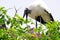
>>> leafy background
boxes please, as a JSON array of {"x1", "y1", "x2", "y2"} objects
[{"x1": 0, "y1": 7, "x2": 60, "y2": 40}]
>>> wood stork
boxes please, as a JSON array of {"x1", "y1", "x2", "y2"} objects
[{"x1": 23, "y1": 0, "x2": 54, "y2": 28}]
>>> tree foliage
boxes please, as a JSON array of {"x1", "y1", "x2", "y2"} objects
[{"x1": 0, "y1": 6, "x2": 60, "y2": 40}]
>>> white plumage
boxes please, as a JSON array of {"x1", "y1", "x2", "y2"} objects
[
  {"x1": 27, "y1": 0, "x2": 49, "y2": 10},
  {"x1": 23, "y1": 0, "x2": 54, "y2": 28},
  {"x1": 28, "y1": 5, "x2": 51, "y2": 22}
]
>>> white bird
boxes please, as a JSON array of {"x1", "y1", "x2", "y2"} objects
[{"x1": 23, "y1": 0, "x2": 54, "y2": 28}]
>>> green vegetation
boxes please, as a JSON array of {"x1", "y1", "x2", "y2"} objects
[{"x1": 0, "y1": 7, "x2": 60, "y2": 40}]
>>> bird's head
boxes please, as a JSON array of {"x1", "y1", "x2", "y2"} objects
[{"x1": 23, "y1": 8, "x2": 31, "y2": 18}]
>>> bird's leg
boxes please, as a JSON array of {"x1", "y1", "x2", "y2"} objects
[
  {"x1": 40, "y1": 16, "x2": 41, "y2": 23},
  {"x1": 36, "y1": 20, "x2": 37, "y2": 28},
  {"x1": 35, "y1": 17, "x2": 37, "y2": 28},
  {"x1": 35, "y1": 16, "x2": 41, "y2": 28}
]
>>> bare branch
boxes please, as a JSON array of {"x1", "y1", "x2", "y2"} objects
[
  {"x1": 7, "y1": 8, "x2": 13, "y2": 11},
  {"x1": 14, "y1": 6, "x2": 21, "y2": 17}
]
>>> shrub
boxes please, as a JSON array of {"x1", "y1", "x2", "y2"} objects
[{"x1": 0, "y1": 6, "x2": 60, "y2": 40}]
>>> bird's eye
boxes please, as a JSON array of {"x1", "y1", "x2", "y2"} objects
[{"x1": 28, "y1": 10, "x2": 31, "y2": 13}]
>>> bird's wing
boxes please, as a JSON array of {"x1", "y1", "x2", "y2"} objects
[{"x1": 44, "y1": 9, "x2": 54, "y2": 21}]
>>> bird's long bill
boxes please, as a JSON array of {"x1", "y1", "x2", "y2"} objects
[
  {"x1": 26, "y1": 14, "x2": 28, "y2": 23},
  {"x1": 23, "y1": 12, "x2": 28, "y2": 23},
  {"x1": 23, "y1": 13, "x2": 26, "y2": 18}
]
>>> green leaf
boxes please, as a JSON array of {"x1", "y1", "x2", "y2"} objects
[
  {"x1": 0, "y1": 7, "x2": 5, "y2": 11},
  {"x1": 2, "y1": 10, "x2": 7, "y2": 15}
]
